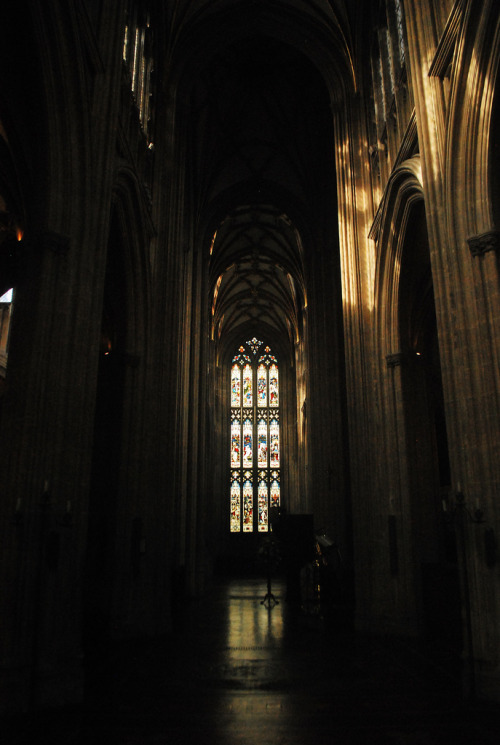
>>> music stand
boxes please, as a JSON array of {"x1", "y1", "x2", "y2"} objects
[{"x1": 260, "y1": 539, "x2": 279, "y2": 607}]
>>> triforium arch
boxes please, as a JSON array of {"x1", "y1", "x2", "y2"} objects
[
  {"x1": 86, "y1": 172, "x2": 156, "y2": 645},
  {"x1": 373, "y1": 156, "x2": 424, "y2": 357}
]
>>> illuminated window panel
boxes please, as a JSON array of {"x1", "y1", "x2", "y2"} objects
[
  {"x1": 258, "y1": 477, "x2": 268, "y2": 532},
  {"x1": 258, "y1": 418, "x2": 267, "y2": 466},
  {"x1": 247, "y1": 337, "x2": 263, "y2": 355},
  {"x1": 229, "y1": 339, "x2": 280, "y2": 534},
  {"x1": 257, "y1": 364, "x2": 267, "y2": 407},
  {"x1": 230, "y1": 475, "x2": 241, "y2": 532},
  {"x1": 395, "y1": 0, "x2": 405, "y2": 65},
  {"x1": 243, "y1": 417, "x2": 253, "y2": 468},
  {"x1": 242, "y1": 474, "x2": 253, "y2": 532},
  {"x1": 270, "y1": 477, "x2": 280, "y2": 511},
  {"x1": 231, "y1": 416, "x2": 241, "y2": 467},
  {"x1": 270, "y1": 418, "x2": 280, "y2": 467},
  {"x1": 231, "y1": 364, "x2": 241, "y2": 407},
  {"x1": 243, "y1": 364, "x2": 253, "y2": 407},
  {"x1": 122, "y1": 11, "x2": 153, "y2": 135},
  {"x1": 269, "y1": 364, "x2": 279, "y2": 407}
]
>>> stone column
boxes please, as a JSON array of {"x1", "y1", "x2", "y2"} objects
[{"x1": 403, "y1": 0, "x2": 500, "y2": 698}]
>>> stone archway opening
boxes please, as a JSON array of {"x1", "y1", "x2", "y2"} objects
[{"x1": 398, "y1": 200, "x2": 461, "y2": 658}]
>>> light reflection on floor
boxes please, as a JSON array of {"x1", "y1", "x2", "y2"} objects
[
  {"x1": 10, "y1": 576, "x2": 500, "y2": 744},
  {"x1": 213, "y1": 578, "x2": 299, "y2": 745},
  {"x1": 224, "y1": 578, "x2": 285, "y2": 652}
]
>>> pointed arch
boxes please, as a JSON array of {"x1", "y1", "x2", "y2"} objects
[{"x1": 372, "y1": 155, "x2": 424, "y2": 356}]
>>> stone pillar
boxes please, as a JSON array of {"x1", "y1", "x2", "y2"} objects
[
  {"x1": 0, "y1": 230, "x2": 92, "y2": 711},
  {"x1": 403, "y1": 0, "x2": 500, "y2": 698},
  {"x1": 0, "y1": 0, "x2": 129, "y2": 713}
]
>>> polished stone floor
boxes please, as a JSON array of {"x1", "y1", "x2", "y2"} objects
[{"x1": 6, "y1": 576, "x2": 500, "y2": 744}]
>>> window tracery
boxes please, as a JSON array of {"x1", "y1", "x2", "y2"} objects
[
  {"x1": 230, "y1": 339, "x2": 280, "y2": 533},
  {"x1": 367, "y1": 0, "x2": 410, "y2": 184}
]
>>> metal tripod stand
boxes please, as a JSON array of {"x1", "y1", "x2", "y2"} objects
[{"x1": 261, "y1": 540, "x2": 279, "y2": 607}]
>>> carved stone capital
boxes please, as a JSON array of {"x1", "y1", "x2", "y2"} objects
[
  {"x1": 467, "y1": 230, "x2": 500, "y2": 258},
  {"x1": 386, "y1": 352, "x2": 406, "y2": 369}
]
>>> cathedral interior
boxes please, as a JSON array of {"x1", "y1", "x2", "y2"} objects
[{"x1": 1, "y1": 1, "x2": 500, "y2": 742}]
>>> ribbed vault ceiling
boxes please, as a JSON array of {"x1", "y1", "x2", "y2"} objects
[{"x1": 209, "y1": 205, "x2": 305, "y2": 350}]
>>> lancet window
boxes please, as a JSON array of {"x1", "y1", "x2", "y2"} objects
[{"x1": 122, "y1": 3, "x2": 154, "y2": 136}]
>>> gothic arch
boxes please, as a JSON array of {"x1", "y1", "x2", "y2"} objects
[
  {"x1": 85, "y1": 172, "x2": 154, "y2": 647},
  {"x1": 373, "y1": 155, "x2": 423, "y2": 357},
  {"x1": 370, "y1": 155, "x2": 457, "y2": 640}
]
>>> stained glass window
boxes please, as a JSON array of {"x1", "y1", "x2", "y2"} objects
[
  {"x1": 257, "y1": 365, "x2": 267, "y2": 407},
  {"x1": 242, "y1": 474, "x2": 253, "y2": 532},
  {"x1": 270, "y1": 474, "x2": 280, "y2": 511},
  {"x1": 247, "y1": 337, "x2": 263, "y2": 355},
  {"x1": 269, "y1": 363, "x2": 279, "y2": 407},
  {"x1": 229, "y1": 340, "x2": 280, "y2": 532},
  {"x1": 258, "y1": 417, "x2": 267, "y2": 466},
  {"x1": 270, "y1": 417, "x2": 280, "y2": 468},
  {"x1": 122, "y1": 4, "x2": 153, "y2": 137},
  {"x1": 231, "y1": 413, "x2": 241, "y2": 467},
  {"x1": 258, "y1": 474, "x2": 268, "y2": 532},
  {"x1": 231, "y1": 364, "x2": 241, "y2": 407},
  {"x1": 230, "y1": 472, "x2": 241, "y2": 532},
  {"x1": 394, "y1": 0, "x2": 405, "y2": 66},
  {"x1": 243, "y1": 417, "x2": 253, "y2": 468},
  {"x1": 243, "y1": 364, "x2": 253, "y2": 407}
]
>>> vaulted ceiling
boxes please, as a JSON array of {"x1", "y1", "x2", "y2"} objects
[
  {"x1": 209, "y1": 205, "x2": 305, "y2": 352},
  {"x1": 164, "y1": 0, "x2": 355, "y2": 360}
]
